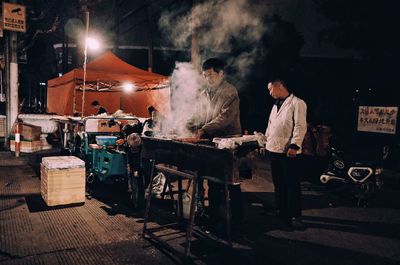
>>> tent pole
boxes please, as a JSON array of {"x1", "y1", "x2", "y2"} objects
[
  {"x1": 81, "y1": 10, "x2": 89, "y2": 117},
  {"x1": 146, "y1": 1, "x2": 154, "y2": 72},
  {"x1": 73, "y1": 81, "x2": 76, "y2": 114}
]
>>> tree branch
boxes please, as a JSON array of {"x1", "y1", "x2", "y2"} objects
[{"x1": 21, "y1": 16, "x2": 61, "y2": 53}]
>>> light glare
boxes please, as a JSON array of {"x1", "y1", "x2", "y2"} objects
[
  {"x1": 86, "y1": 37, "x2": 100, "y2": 50},
  {"x1": 123, "y1": 83, "x2": 135, "y2": 92}
]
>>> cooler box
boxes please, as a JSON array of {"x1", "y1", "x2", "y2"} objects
[
  {"x1": 85, "y1": 118, "x2": 120, "y2": 133},
  {"x1": 95, "y1": 135, "x2": 117, "y2": 146},
  {"x1": 41, "y1": 156, "x2": 86, "y2": 206}
]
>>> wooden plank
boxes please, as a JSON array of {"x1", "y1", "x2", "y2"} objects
[
  {"x1": 0, "y1": 117, "x2": 5, "y2": 137},
  {"x1": 10, "y1": 140, "x2": 42, "y2": 153},
  {"x1": 42, "y1": 193, "x2": 85, "y2": 206}
]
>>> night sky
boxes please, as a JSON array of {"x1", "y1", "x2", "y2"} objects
[{"x1": 1, "y1": 0, "x2": 399, "y2": 148}]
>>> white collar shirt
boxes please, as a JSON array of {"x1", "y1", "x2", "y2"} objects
[{"x1": 265, "y1": 94, "x2": 307, "y2": 154}]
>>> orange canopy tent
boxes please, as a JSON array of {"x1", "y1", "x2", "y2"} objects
[{"x1": 47, "y1": 51, "x2": 170, "y2": 117}]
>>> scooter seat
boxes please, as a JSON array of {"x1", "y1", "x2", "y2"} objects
[{"x1": 89, "y1": 144, "x2": 102, "y2": 150}]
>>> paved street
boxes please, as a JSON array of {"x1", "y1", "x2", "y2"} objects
[
  {"x1": 1, "y1": 151, "x2": 400, "y2": 265},
  {"x1": 0, "y1": 1, "x2": 398, "y2": 264}
]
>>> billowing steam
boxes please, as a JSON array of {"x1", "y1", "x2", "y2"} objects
[
  {"x1": 157, "y1": 63, "x2": 207, "y2": 137},
  {"x1": 157, "y1": 0, "x2": 269, "y2": 137},
  {"x1": 192, "y1": 0, "x2": 266, "y2": 54},
  {"x1": 159, "y1": 0, "x2": 269, "y2": 78}
]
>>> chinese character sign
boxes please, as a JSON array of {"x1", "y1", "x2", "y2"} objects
[
  {"x1": 2, "y1": 2, "x2": 26, "y2": 33},
  {"x1": 358, "y1": 106, "x2": 398, "y2": 134}
]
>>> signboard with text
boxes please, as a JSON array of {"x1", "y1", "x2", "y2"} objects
[
  {"x1": 2, "y1": 2, "x2": 26, "y2": 32},
  {"x1": 358, "y1": 106, "x2": 398, "y2": 134}
]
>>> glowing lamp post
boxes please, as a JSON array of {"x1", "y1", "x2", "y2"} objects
[{"x1": 80, "y1": 10, "x2": 101, "y2": 117}]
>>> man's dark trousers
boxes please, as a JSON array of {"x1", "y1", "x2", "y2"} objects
[{"x1": 269, "y1": 152, "x2": 302, "y2": 218}]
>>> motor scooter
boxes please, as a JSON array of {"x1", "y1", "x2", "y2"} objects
[{"x1": 320, "y1": 145, "x2": 384, "y2": 206}]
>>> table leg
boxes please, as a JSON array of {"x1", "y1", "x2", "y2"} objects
[
  {"x1": 143, "y1": 159, "x2": 156, "y2": 236},
  {"x1": 224, "y1": 183, "x2": 232, "y2": 247},
  {"x1": 184, "y1": 172, "x2": 198, "y2": 259},
  {"x1": 177, "y1": 176, "x2": 184, "y2": 221}
]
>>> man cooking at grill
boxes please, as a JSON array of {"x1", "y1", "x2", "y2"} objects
[
  {"x1": 188, "y1": 57, "x2": 243, "y2": 234},
  {"x1": 191, "y1": 58, "x2": 241, "y2": 139}
]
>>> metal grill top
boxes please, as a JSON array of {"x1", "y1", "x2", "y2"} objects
[{"x1": 140, "y1": 136, "x2": 257, "y2": 184}]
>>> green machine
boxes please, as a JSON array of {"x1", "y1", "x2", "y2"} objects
[
  {"x1": 84, "y1": 134, "x2": 127, "y2": 183},
  {"x1": 77, "y1": 116, "x2": 142, "y2": 183},
  {"x1": 65, "y1": 116, "x2": 151, "y2": 209}
]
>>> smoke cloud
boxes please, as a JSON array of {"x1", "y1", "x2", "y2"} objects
[
  {"x1": 157, "y1": 0, "x2": 270, "y2": 137},
  {"x1": 157, "y1": 62, "x2": 207, "y2": 137},
  {"x1": 159, "y1": 0, "x2": 269, "y2": 78}
]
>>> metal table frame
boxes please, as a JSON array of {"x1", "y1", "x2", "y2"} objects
[
  {"x1": 142, "y1": 161, "x2": 233, "y2": 261},
  {"x1": 140, "y1": 137, "x2": 257, "y2": 260}
]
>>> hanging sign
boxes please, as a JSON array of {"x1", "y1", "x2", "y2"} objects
[
  {"x1": 2, "y1": 2, "x2": 26, "y2": 32},
  {"x1": 357, "y1": 106, "x2": 398, "y2": 134}
]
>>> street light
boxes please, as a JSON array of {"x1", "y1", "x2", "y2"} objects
[{"x1": 86, "y1": 37, "x2": 100, "y2": 51}]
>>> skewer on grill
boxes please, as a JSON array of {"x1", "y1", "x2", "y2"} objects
[{"x1": 174, "y1": 137, "x2": 210, "y2": 143}]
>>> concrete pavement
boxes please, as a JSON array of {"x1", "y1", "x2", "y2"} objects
[{"x1": 0, "y1": 151, "x2": 399, "y2": 264}]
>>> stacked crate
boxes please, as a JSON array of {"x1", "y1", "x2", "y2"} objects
[
  {"x1": 41, "y1": 156, "x2": 86, "y2": 206},
  {"x1": 0, "y1": 115, "x2": 5, "y2": 137},
  {"x1": 10, "y1": 123, "x2": 42, "y2": 152},
  {"x1": 10, "y1": 140, "x2": 42, "y2": 153}
]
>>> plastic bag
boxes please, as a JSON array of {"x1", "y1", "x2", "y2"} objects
[{"x1": 145, "y1": 172, "x2": 168, "y2": 199}]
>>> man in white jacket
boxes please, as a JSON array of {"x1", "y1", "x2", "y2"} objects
[{"x1": 264, "y1": 77, "x2": 307, "y2": 230}]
